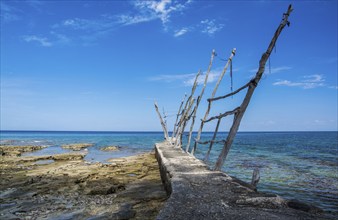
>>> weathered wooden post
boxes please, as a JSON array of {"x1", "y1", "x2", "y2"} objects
[
  {"x1": 251, "y1": 168, "x2": 260, "y2": 189},
  {"x1": 172, "y1": 94, "x2": 187, "y2": 139},
  {"x1": 154, "y1": 102, "x2": 169, "y2": 141},
  {"x1": 192, "y1": 48, "x2": 236, "y2": 155},
  {"x1": 175, "y1": 98, "x2": 195, "y2": 147},
  {"x1": 213, "y1": 4, "x2": 293, "y2": 171}
]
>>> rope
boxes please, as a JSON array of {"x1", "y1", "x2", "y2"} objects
[
  {"x1": 230, "y1": 59, "x2": 233, "y2": 92},
  {"x1": 214, "y1": 50, "x2": 234, "y2": 93}
]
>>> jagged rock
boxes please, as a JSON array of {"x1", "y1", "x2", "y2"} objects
[
  {"x1": 235, "y1": 196, "x2": 286, "y2": 209},
  {"x1": 0, "y1": 145, "x2": 46, "y2": 156},
  {"x1": 61, "y1": 143, "x2": 93, "y2": 151}
]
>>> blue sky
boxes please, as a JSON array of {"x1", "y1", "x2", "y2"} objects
[{"x1": 1, "y1": 0, "x2": 337, "y2": 131}]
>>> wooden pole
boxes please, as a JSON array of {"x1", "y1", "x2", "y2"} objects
[
  {"x1": 172, "y1": 94, "x2": 187, "y2": 139},
  {"x1": 173, "y1": 71, "x2": 200, "y2": 139},
  {"x1": 204, "y1": 118, "x2": 221, "y2": 161},
  {"x1": 154, "y1": 102, "x2": 169, "y2": 141},
  {"x1": 185, "y1": 50, "x2": 217, "y2": 152},
  {"x1": 214, "y1": 4, "x2": 293, "y2": 171},
  {"x1": 192, "y1": 48, "x2": 236, "y2": 155},
  {"x1": 251, "y1": 168, "x2": 260, "y2": 189},
  {"x1": 175, "y1": 98, "x2": 195, "y2": 148}
]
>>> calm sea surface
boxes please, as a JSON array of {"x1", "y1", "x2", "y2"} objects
[{"x1": 0, "y1": 131, "x2": 337, "y2": 215}]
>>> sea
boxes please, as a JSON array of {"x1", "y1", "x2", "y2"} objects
[{"x1": 0, "y1": 130, "x2": 337, "y2": 215}]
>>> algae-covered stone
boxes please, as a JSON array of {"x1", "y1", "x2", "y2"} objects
[
  {"x1": 100, "y1": 146, "x2": 120, "y2": 151},
  {"x1": 61, "y1": 143, "x2": 93, "y2": 151},
  {"x1": 52, "y1": 153, "x2": 86, "y2": 161},
  {"x1": 0, "y1": 145, "x2": 46, "y2": 156},
  {"x1": 0, "y1": 151, "x2": 166, "y2": 219}
]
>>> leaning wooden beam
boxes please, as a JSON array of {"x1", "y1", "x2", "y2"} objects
[
  {"x1": 154, "y1": 102, "x2": 169, "y2": 141},
  {"x1": 203, "y1": 107, "x2": 240, "y2": 123},
  {"x1": 185, "y1": 50, "x2": 216, "y2": 152},
  {"x1": 192, "y1": 49, "x2": 236, "y2": 155},
  {"x1": 204, "y1": 118, "x2": 222, "y2": 161},
  {"x1": 185, "y1": 102, "x2": 198, "y2": 152},
  {"x1": 173, "y1": 71, "x2": 200, "y2": 138},
  {"x1": 172, "y1": 94, "x2": 187, "y2": 139},
  {"x1": 211, "y1": 49, "x2": 236, "y2": 98},
  {"x1": 175, "y1": 98, "x2": 195, "y2": 147},
  {"x1": 208, "y1": 81, "x2": 251, "y2": 103},
  {"x1": 214, "y1": 4, "x2": 293, "y2": 171}
]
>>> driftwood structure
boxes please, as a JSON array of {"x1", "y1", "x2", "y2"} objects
[{"x1": 155, "y1": 5, "x2": 293, "y2": 175}]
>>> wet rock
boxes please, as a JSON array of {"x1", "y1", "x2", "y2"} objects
[
  {"x1": 235, "y1": 196, "x2": 286, "y2": 209},
  {"x1": 2, "y1": 150, "x2": 21, "y2": 157},
  {"x1": 111, "y1": 203, "x2": 136, "y2": 220},
  {"x1": 52, "y1": 153, "x2": 86, "y2": 161},
  {"x1": 0, "y1": 145, "x2": 46, "y2": 156},
  {"x1": 88, "y1": 185, "x2": 125, "y2": 195},
  {"x1": 0, "y1": 151, "x2": 166, "y2": 219},
  {"x1": 100, "y1": 146, "x2": 120, "y2": 151},
  {"x1": 61, "y1": 143, "x2": 93, "y2": 151},
  {"x1": 287, "y1": 199, "x2": 323, "y2": 213}
]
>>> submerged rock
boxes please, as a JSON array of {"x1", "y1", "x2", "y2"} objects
[
  {"x1": 100, "y1": 146, "x2": 120, "y2": 151},
  {"x1": 61, "y1": 143, "x2": 93, "y2": 151}
]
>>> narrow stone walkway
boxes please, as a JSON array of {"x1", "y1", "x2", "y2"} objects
[{"x1": 155, "y1": 142, "x2": 329, "y2": 220}]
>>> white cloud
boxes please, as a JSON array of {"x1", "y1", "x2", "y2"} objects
[
  {"x1": 250, "y1": 66, "x2": 292, "y2": 74},
  {"x1": 328, "y1": 86, "x2": 338, "y2": 90},
  {"x1": 273, "y1": 74, "x2": 326, "y2": 89},
  {"x1": 149, "y1": 69, "x2": 222, "y2": 87},
  {"x1": 200, "y1": 19, "x2": 224, "y2": 36},
  {"x1": 174, "y1": 27, "x2": 189, "y2": 37},
  {"x1": 116, "y1": 14, "x2": 156, "y2": 25},
  {"x1": 60, "y1": 17, "x2": 115, "y2": 32},
  {"x1": 23, "y1": 35, "x2": 52, "y2": 47},
  {"x1": 184, "y1": 70, "x2": 221, "y2": 86},
  {"x1": 118, "y1": 0, "x2": 192, "y2": 27},
  {"x1": 149, "y1": 73, "x2": 195, "y2": 83}
]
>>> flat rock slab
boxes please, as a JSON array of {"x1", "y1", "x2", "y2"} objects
[{"x1": 155, "y1": 142, "x2": 330, "y2": 220}]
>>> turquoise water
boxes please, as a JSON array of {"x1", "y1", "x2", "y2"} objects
[{"x1": 0, "y1": 131, "x2": 337, "y2": 215}]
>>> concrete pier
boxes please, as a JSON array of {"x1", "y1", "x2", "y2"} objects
[{"x1": 155, "y1": 141, "x2": 327, "y2": 220}]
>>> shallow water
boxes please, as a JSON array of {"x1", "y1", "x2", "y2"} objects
[{"x1": 0, "y1": 130, "x2": 337, "y2": 215}]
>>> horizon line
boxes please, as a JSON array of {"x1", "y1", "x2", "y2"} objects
[{"x1": 1, "y1": 130, "x2": 337, "y2": 133}]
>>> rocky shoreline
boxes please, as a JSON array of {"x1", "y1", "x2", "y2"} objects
[{"x1": 0, "y1": 145, "x2": 167, "y2": 219}]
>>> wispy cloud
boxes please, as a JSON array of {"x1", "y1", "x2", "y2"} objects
[
  {"x1": 149, "y1": 73, "x2": 195, "y2": 83},
  {"x1": 23, "y1": 35, "x2": 53, "y2": 47},
  {"x1": 200, "y1": 19, "x2": 224, "y2": 36},
  {"x1": 149, "y1": 69, "x2": 223, "y2": 87},
  {"x1": 328, "y1": 86, "x2": 338, "y2": 90},
  {"x1": 184, "y1": 70, "x2": 221, "y2": 86},
  {"x1": 273, "y1": 74, "x2": 326, "y2": 89},
  {"x1": 0, "y1": 2, "x2": 21, "y2": 22},
  {"x1": 250, "y1": 66, "x2": 292, "y2": 74},
  {"x1": 174, "y1": 27, "x2": 189, "y2": 37},
  {"x1": 60, "y1": 17, "x2": 115, "y2": 32},
  {"x1": 22, "y1": 32, "x2": 70, "y2": 47}
]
